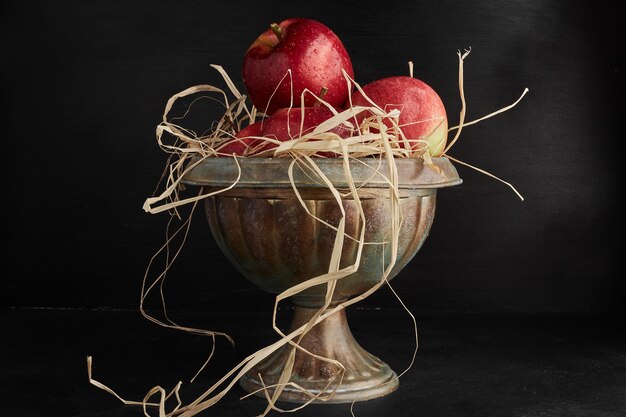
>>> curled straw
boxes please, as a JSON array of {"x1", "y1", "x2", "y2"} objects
[{"x1": 88, "y1": 49, "x2": 528, "y2": 416}]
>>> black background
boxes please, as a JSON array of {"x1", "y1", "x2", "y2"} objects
[
  {"x1": 2, "y1": 2, "x2": 625, "y2": 417},
  {"x1": 2, "y1": 0, "x2": 622, "y2": 315}
]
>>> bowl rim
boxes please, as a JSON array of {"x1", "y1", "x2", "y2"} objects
[{"x1": 182, "y1": 156, "x2": 462, "y2": 189}]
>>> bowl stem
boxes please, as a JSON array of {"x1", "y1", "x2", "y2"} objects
[{"x1": 240, "y1": 304, "x2": 398, "y2": 403}]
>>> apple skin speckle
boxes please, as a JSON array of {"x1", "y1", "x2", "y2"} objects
[
  {"x1": 258, "y1": 106, "x2": 351, "y2": 156},
  {"x1": 351, "y1": 76, "x2": 448, "y2": 156},
  {"x1": 243, "y1": 18, "x2": 354, "y2": 115}
]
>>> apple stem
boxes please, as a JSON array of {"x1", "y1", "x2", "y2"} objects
[
  {"x1": 270, "y1": 23, "x2": 283, "y2": 41},
  {"x1": 314, "y1": 87, "x2": 329, "y2": 107}
]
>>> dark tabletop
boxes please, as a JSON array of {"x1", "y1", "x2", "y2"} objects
[{"x1": 2, "y1": 308, "x2": 624, "y2": 417}]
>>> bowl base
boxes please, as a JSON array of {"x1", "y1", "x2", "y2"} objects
[{"x1": 239, "y1": 306, "x2": 399, "y2": 404}]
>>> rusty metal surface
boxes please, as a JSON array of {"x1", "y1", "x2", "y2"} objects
[
  {"x1": 184, "y1": 156, "x2": 462, "y2": 189},
  {"x1": 205, "y1": 191, "x2": 436, "y2": 306},
  {"x1": 239, "y1": 306, "x2": 399, "y2": 403},
  {"x1": 182, "y1": 157, "x2": 461, "y2": 403}
]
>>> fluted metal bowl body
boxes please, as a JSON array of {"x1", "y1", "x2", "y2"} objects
[{"x1": 184, "y1": 157, "x2": 461, "y2": 307}]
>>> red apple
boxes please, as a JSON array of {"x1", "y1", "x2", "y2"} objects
[
  {"x1": 260, "y1": 106, "x2": 351, "y2": 155},
  {"x1": 243, "y1": 18, "x2": 354, "y2": 115},
  {"x1": 350, "y1": 76, "x2": 448, "y2": 156},
  {"x1": 217, "y1": 121, "x2": 263, "y2": 156}
]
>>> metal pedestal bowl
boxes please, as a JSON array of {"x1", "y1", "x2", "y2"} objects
[{"x1": 183, "y1": 157, "x2": 461, "y2": 404}]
